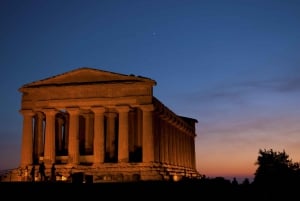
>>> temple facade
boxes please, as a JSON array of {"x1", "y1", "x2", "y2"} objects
[{"x1": 2, "y1": 67, "x2": 200, "y2": 182}]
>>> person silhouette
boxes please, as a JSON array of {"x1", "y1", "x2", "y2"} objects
[
  {"x1": 24, "y1": 166, "x2": 29, "y2": 181},
  {"x1": 39, "y1": 162, "x2": 46, "y2": 181},
  {"x1": 30, "y1": 166, "x2": 35, "y2": 182},
  {"x1": 51, "y1": 163, "x2": 56, "y2": 182}
]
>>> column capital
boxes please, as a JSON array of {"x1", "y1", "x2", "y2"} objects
[
  {"x1": 19, "y1": 109, "x2": 35, "y2": 116},
  {"x1": 66, "y1": 107, "x2": 80, "y2": 115},
  {"x1": 139, "y1": 104, "x2": 154, "y2": 112},
  {"x1": 116, "y1": 105, "x2": 130, "y2": 113},
  {"x1": 91, "y1": 106, "x2": 106, "y2": 114},
  {"x1": 42, "y1": 108, "x2": 57, "y2": 116},
  {"x1": 105, "y1": 112, "x2": 117, "y2": 118},
  {"x1": 35, "y1": 111, "x2": 45, "y2": 119}
]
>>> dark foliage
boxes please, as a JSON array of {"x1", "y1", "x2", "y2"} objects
[
  {"x1": 251, "y1": 149, "x2": 300, "y2": 200},
  {"x1": 253, "y1": 148, "x2": 300, "y2": 186}
]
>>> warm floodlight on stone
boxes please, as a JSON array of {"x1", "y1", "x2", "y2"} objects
[{"x1": 1, "y1": 67, "x2": 201, "y2": 183}]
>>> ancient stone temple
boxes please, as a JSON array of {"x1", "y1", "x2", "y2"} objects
[{"x1": 3, "y1": 67, "x2": 200, "y2": 182}]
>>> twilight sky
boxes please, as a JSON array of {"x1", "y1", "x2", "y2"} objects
[{"x1": 1, "y1": 0, "x2": 300, "y2": 181}]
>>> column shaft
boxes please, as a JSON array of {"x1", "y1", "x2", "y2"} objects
[
  {"x1": 117, "y1": 106, "x2": 130, "y2": 163},
  {"x1": 20, "y1": 110, "x2": 34, "y2": 167},
  {"x1": 84, "y1": 113, "x2": 93, "y2": 152},
  {"x1": 43, "y1": 109, "x2": 56, "y2": 165},
  {"x1": 34, "y1": 112, "x2": 44, "y2": 163},
  {"x1": 141, "y1": 105, "x2": 154, "y2": 163},
  {"x1": 163, "y1": 121, "x2": 169, "y2": 164},
  {"x1": 56, "y1": 117, "x2": 64, "y2": 153},
  {"x1": 68, "y1": 108, "x2": 80, "y2": 165},
  {"x1": 92, "y1": 107, "x2": 105, "y2": 165},
  {"x1": 106, "y1": 112, "x2": 117, "y2": 160}
]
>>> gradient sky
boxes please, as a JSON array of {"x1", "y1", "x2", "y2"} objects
[{"x1": 1, "y1": 0, "x2": 300, "y2": 182}]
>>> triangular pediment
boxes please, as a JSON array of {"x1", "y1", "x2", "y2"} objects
[{"x1": 21, "y1": 67, "x2": 156, "y2": 88}]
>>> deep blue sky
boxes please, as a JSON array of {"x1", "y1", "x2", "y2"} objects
[{"x1": 1, "y1": 0, "x2": 300, "y2": 181}]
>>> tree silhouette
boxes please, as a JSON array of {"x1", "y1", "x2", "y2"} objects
[
  {"x1": 253, "y1": 149, "x2": 299, "y2": 186},
  {"x1": 252, "y1": 149, "x2": 300, "y2": 200}
]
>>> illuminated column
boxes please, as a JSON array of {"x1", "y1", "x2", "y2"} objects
[
  {"x1": 43, "y1": 109, "x2": 56, "y2": 165},
  {"x1": 184, "y1": 135, "x2": 191, "y2": 167},
  {"x1": 190, "y1": 135, "x2": 194, "y2": 168},
  {"x1": 67, "y1": 108, "x2": 80, "y2": 165},
  {"x1": 64, "y1": 115, "x2": 69, "y2": 152},
  {"x1": 91, "y1": 107, "x2": 105, "y2": 165},
  {"x1": 106, "y1": 112, "x2": 117, "y2": 160},
  {"x1": 190, "y1": 133, "x2": 193, "y2": 168},
  {"x1": 176, "y1": 128, "x2": 181, "y2": 166},
  {"x1": 180, "y1": 131, "x2": 184, "y2": 166},
  {"x1": 191, "y1": 135, "x2": 196, "y2": 168},
  {"x1": 172, "y1": 126, "x2": 177, "y2": 165},
  {"x1": 159, "y1": 119, "x2": 165, "y2": 163},
  {"x1": 169, "y1": 125, "x2": 174, "y2": 165},
  {"x1": 168, "y1": 124, "x2": 173, "y2": 164},
  {"x1": 140, "y1": 104, "x2": 154, "y2": 163},
  {"x1": 163, "y1": 121, "x2": 169, "y2": 164},
  {"x1": 56, "y1": 117, "x2": 64, "y2": 153},
  {"x1": 34, "y1": 112, "x2": 44, "y2": 163},
  {"x1": 137, "y1": 109, "x2": 143, "y2": 148},
  {"x1": 84, "y1": 113, "x2": 93, "y2": 152},
  {"x1": 183, "y1": 130, "x2": 187, "y2": 167},
  {"x1": 186, "y1": 132, "x2": 190, "y2": 167},
  {"x1": 181, "y1": 129, "x2": 187, "y2": 167},
  {"x1": 128, "y1": 111, "x2": 135, "y2": 156},
  {"x1": 190, "y1": 134, "x2": 193, "y2": 168},
  {"x1": 116, "y1": 106, "x2": 130, "y2": 163},
  {"x1": 20, "y1": 110, "x2": 34, "y2": 167},
  {"x1": 183, "y1": 132, "x2": 187, "y2": 167},
  {"x1": 176, "y1": 128, "x2": 180, "y2": 166}
]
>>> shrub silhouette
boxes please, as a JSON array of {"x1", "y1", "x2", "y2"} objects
[{"x1": 253, "y1": 148, "x2": 300, "y2": 186}]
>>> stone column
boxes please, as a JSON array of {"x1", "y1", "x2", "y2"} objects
[
  {"x1": 186, "y1": 135, "x2": 190, "y2": 168},
  {"x1": 173, "y1": 127, "x2": 177, "y2": 165},
  {"x1": 168, "y1": 124, "x2": 173, "y2": 164},
  {"x1": 43, "y1": 109, "x2": 57, "y2": 165},
  {"x1": 159, "y1": 119, "x2": 165, "y2": 163},
  {"x1": 67, "y1": 108, "x2": 80, "y2": 165},
  {"x1": 56, "y1": 117, "x2": 64, "y2": 154},
  {"x1": 191, "y1": 135, "x2": 196, "y2": 168},
  {"x1": 182, "y1": 132, "x2": 187, "y2": 167},
  {"x1": 188, "y1": 133, "x2": 191, "y2": 168},
  {"x1": 116, "y1": 106, "x2": 130, "y2": 163},
  {"x1": 187, "y1": 134, "x2": 192, "y2": 168},
  {"x1": 178, "y1": 128, "x2": 183, "y2": 166},
  {"x1": 172, "y1": 126, "x2": 177, "y2": 165},
  {"x1": 106, "y1": 112, "x2": 117, "y2": 160},
  {"x1": 163, "y1": 120, "x2": 169, "y2": 164},
  {"x1": 84, "y1": 113, "x2": 93, "y2": 153},
  {"x1": 179, "y1": 131, "x2": 182, "y2": 167},
  {"x1": 34, "y1": 112, "x2": 44, "y2": 163},
  {"x1": 20, "y1": 110, "x2": 34, "y2": 167},
  {"x1": 91, "y1": 107, "x2": 105, "y2": 165},
  {"x1": 140, "y1": 104, "x2": 154, "y2": 163},
  {"x1": 63, "y1": 114, "x2": 69, "y2": 152},
  {"x1": 182, "y1": 130, "x2": 186, "y2": 167},
  {"x1": 136, "y1": 109, "x2": 143, "y2": 148},
  {"x1": 128, "y1": 110, "x2": 135, "y2": 156}
]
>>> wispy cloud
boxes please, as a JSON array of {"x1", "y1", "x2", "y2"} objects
[
  {"x1": 237, "y1": 76, "x2": 300, "y2": 93},
  {"x1": 177, "y1": 74, "x2": 300, "y2": 104},
  {"x1": 220, "y1": 76, "x2": 296, "y2": 96}
]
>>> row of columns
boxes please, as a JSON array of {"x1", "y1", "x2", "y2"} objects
[
  {"x1": 154, "y1": 116, "x2": 196, "y2": 169},
  {"x1": 20, "y1": 105, "x2": 154, "y2": 168}
]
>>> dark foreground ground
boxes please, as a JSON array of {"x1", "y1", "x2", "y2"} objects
[{"x1": 0, "y1": 179, "x2": 298, "y2": 200}]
